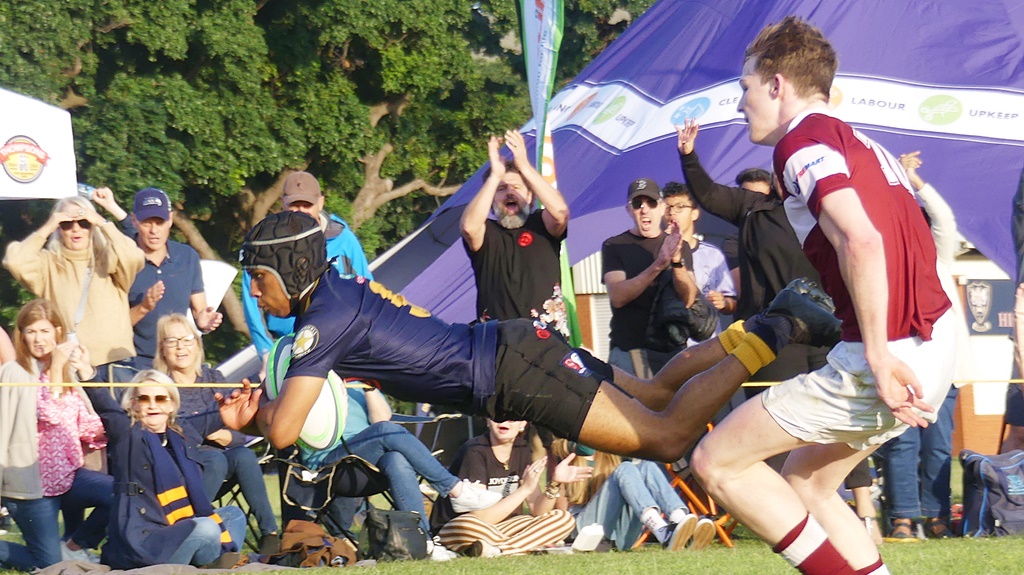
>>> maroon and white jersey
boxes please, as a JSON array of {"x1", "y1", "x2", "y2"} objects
[{"x1": 773, "y1": 109, "x2": 950, "y2": 342}]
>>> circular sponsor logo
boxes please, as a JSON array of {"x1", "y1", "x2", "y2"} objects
[
  {"x1": 918, "y1": 95, "x2": 962, "y2": 125},
  {"x1": 536, "y1": 328, "x2": 550, "y2": 340},
  {"x1": 670, "y1": 97, "x2": 711, "y2": 124},
  {"x1": 828, "y1": 86, "x2": 843, "y2": 110},
  {"x1": 568, "y1": 93, "x2": 597, "y2": 121},
  {"x1": 518, "y1": 231, "x2": 534, "y2": 247},
  {"x1": 594, "y1": 95, "x2": 626, "y2": 124},
  {"x1": 292, "y1": 325, "x2": 320, "y2": 359},
  {"x1": 0, "y1": 136, "x2": 49, "y2": 183}
]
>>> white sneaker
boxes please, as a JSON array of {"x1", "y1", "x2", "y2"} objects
[
  {"x1": 450, "y1": 480, "x2": 503, "y2": 513},
  {"x1": 571, "y1": 523, "x2": 605, "y2": 552},
  {"x1": 689, "y1": 518, "x2": 716, "y2": 551},
  {"x1": 61, "y1": 541, "x2": 100, "y2": 563},
  {"x1": 665, "y1": 514, "x2": 698, "y2": 551},
  {"x1": 427, "y1": 537, "x2": 459, "y2": 562},
  {"x1": 429, "y1": 543, "x2": 459, "y2": 561}
]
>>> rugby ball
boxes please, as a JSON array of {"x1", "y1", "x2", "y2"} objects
[{"x1": 265, "y1": 334, "x2": 348, "y2": 452}]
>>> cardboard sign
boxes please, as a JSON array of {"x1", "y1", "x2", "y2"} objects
[{"x1": 0, "y1": 87, "x2": 77, "y2": 200}]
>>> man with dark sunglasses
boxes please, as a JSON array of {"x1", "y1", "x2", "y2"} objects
[{"x1": 600, "y1": 178, "x2": 699, "y2": 376}]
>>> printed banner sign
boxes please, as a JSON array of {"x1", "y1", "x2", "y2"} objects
[{"x1": 0, "y1": 87, "x2": 77, "y2": 200}]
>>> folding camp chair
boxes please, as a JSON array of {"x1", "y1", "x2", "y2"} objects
[
  {"x1": 276, "y1": 447, "x2": 394, "y2": 547},
  {"x1": 390, "y1": 409, "x2": 474, "y2": 467},
  {"x1": 664, "y1": 423, "x2": 739, "y2": 548}
]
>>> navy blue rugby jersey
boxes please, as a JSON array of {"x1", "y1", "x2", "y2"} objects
[{"x1": 285, "y1": 271, "x2": 498, "y2": 413}]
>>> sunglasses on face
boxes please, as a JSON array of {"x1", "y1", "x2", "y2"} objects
[
  {"x1": 630, "y1": 197, "x2": 658, "y2": 210},
  {"x1": 134, "y1": 394, "x2": 171, "y2": 405},
  {"x1": 162, "y1": 335, "x2": 197, "y2": 348},
  {"x1": 59, "y1": 219, "x2": 92, "y2": 231}
]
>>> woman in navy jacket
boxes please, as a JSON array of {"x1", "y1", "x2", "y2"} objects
[{"x1": 85, "y1": 370, "x2": 245, "y2": 568}]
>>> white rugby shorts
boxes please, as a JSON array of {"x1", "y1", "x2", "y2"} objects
[{"x1": 761, "y1": 309, "x2": 957, "y2": 451}]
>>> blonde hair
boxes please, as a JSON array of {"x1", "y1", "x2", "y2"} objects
[
  {"x1": 153, "y1": 314, "x2": 204, "y2": 377},
  {"x1": 123, "y1": 370, "x2": 182, "y2": 432},
  {"x1": 551, "y1": 439, "x2": 622, "y2": 506},
  {"x1": 45, "y1": 196, "x2": 110, "y2": 276},
  {"x1": 745, "y1": 16, "x2": 837, "y2": 101}
]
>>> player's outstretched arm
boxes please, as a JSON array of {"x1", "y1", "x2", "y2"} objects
[{"x1": 256, "y1": 374, "x2": 325, "y2": 449}]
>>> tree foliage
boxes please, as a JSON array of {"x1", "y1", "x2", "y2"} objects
[{"x1": 0, "y1": 0, "x2": 653, "y2": 360}]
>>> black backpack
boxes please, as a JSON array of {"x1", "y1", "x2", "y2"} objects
[
  {"x1": 645, "y1": 269, "x2": 719, "y2": 353},
  {"x1": 959, "y1": 449, "x2": 1024, "y2": 536}
]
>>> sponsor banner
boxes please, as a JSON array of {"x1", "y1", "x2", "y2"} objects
[
  {"x1": 0, "y1": 87, "x2": 77, "y2": 200},
  {"x1": 538, "y1": 75, "x2": 1024, "y2": 155},
  {"x1": 520, "y1": 0, "x2": 563, "y2": 167}
]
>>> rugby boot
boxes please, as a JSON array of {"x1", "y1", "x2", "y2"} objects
[{"x1": 744, "y1": 278, "x2": 841, "y2": 352}]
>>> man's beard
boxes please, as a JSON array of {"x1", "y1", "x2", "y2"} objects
[{"x1": 497, "y1": 204, "x2": 531, "y2": 229}]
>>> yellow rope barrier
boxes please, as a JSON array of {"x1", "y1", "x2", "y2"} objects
[
  {"x1": 741, "y1": 379, "x2": 1024, "y2": 387},
  {"x1": 0, "y1": 381, "x2": 377, "y2": 388}
]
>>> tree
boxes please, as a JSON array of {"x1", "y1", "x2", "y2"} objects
[{"x1": 0, "y1": 0, "x2": 653, "y2": 360}]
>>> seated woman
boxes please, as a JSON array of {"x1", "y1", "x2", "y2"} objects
[
  {"x1": 85, "y1": 370, "x2": 246, "y2": 568},
  {"x1": 154, "y1": 314, "x2": 279, "y2": 553},
  {"x1": 3, "y1": 196, "x2": 144, "y2": 381},
  {"x1": 430, "y1": 419, "x2": 591, "y2": 557},
  {"x1": 295, "y1": 384, "x2": 502, "y2": 560},
  {"x1": 0, "y1": 299, "x2": 103, "y2": 571},
  {"x1": 551, "y1": 439, "x2": 715, "y2": 551}
]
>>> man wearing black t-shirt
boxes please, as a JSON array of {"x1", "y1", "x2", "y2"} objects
[
  {"x1": 461, "y1": 129, "x2": 570, "y2": 335},
  {"x1": 602, "y1": 178, "x2": 699, "y2": 376}
]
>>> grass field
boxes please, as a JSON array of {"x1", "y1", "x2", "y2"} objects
[{"x1": 5, "y1": 464, "x2": 1022, "y2": 574}]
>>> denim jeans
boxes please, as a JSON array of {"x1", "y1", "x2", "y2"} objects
[
  {"x1": 60, "y1": 468, "x2": 114, "y2": 549},
  {"x1": 318, "y1": 422, "x2": 460, "y2": 534},
  {"x1": 0, "y1": 496, "x2": 62, "y2": 570},
  {"x1": 163, "y1": 505, "x2": 246, "y2": 566},
  {"x1": 879, "y1": 386, "x2": 959, "y2": 519},
  {"x1": 222, "y1": 446, "x2": 278, "y2": 536},
  {"x1": 569, "y1": 460, "x2": 687, "y2": 550},
  {"x1": 194, "y1": 446, "x2": 229, "y2": 502}
]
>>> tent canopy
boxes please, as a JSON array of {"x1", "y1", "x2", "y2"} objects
[{"x1": 373, "y1": 0, "x2": 1024, "y2": 323}]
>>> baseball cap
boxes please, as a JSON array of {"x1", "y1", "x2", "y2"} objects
[
  {"x1": 133, "y1": 188, "x2": 172, "y2": 221},
  {"x1": 626, "y1": 178, "x2": 662, "y2": 203},
  {"x1": 281, "y1": 171, "x2": 322, "y2": 206}
]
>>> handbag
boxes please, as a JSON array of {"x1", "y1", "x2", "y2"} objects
[
  {"x1": 364, "y1": 508, "x2": 429, "y2": 561},
  {"x1": 265, "y1": 519, "x2": 357, "y2": 567}
]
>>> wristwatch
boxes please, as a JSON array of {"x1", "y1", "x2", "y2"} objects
[{"x1": 670, "y1": 260, "x2": 685, "y2": 268}]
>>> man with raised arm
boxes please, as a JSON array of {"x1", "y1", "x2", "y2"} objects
[{"x1": 461, "y1": 129, "x2": 570, "y2": 334}]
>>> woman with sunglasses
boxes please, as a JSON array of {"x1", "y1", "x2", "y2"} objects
[
  {"x1": 154, "y1": 314, "x2": 279, "y2": 553},
  {"x1": 3, "y1": 195, "x2": 144, "y2": 377},
  {"x1": 550, "y1": 439, "x2": 715, "y2": 552},
  {"x1": 84, "y1": 370, "x2": 246, "y2": 568},
  {"x1": 0, "y1": 299, "x2": 109, "y2": 570}
]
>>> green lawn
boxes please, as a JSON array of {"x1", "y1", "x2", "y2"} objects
[{"x1": 5, "y1": 463, "x2": 1018, "y2": 575}]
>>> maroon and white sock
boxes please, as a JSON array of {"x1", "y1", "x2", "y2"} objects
[
  {"x1": 773, "y1": 515, "x2": 855, "y2": 575},
  {"x1": 854, "y1": 557, "x2": 890, "y2": 575}
]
